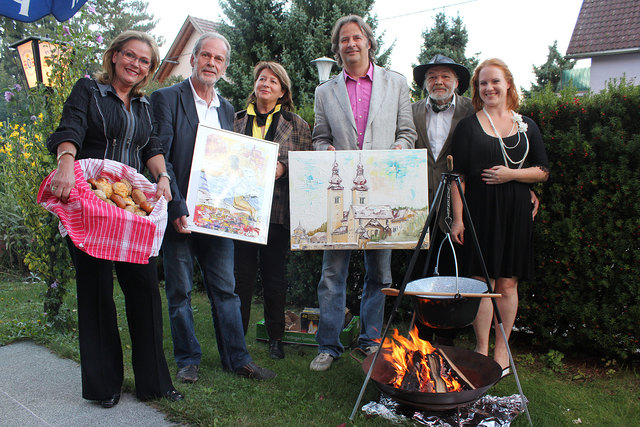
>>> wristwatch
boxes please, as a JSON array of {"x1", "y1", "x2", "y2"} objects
[{"x1": 156, "y1": 172, "x2": 171, "y2": 183}]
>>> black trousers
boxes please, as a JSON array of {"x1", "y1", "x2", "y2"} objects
[
  {"x1": 234, "y1": 223, "x2": 289, "y2": 340},
  {"x1": 68, "y1": 240, "x2": 173, "y2": 401}
]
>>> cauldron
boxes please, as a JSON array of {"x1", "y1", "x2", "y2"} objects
[{"x1": 407, "y1": 276, "x2": 487, "y2": 330}]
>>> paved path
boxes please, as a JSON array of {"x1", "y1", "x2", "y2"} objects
[{"x1": 0, "y1": 341, "x2": 177, "y2": 426}]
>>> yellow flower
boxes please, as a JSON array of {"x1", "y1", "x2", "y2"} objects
[{"x1": 38, "y1": 113, "x2": 43, "y2": 120}]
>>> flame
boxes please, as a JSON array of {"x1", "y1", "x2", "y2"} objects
[{"x1": 381, "y1": 326, "x2": 463, "y2": 392}]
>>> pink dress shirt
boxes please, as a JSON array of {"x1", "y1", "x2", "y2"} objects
[{"x1": 344, "y1": 63, "x2": 374, "y2": 149}]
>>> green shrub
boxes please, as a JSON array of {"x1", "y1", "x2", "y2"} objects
[
  {"x1": 0, "y1": 12, "x2": 103, "y2": 325},
  {"x1": 519, "y1": 81, "x2": 640, "y2": 359}
]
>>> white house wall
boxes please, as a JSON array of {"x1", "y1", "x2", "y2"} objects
[
  {"x1": 590, "y1": 52, "x2": 640, "y2": 92},
  {"x1": 169, "y1": 32, "x2": 202, "y2": 81}
]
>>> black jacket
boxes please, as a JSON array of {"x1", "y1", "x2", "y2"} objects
[
  {"x1": 150, "y1": 78, "x2": 235, "y2": 222},
  {"x1": 47, "y1": 78, "x2": 163, "y2": 173}
]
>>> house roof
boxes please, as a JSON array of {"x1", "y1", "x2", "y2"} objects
[
  {"x1": 155, "y1": 16, "x2": 220, "y2": 82},
  {"x1": 566, "y1": 0, "x2": 640, "y2": 58}
]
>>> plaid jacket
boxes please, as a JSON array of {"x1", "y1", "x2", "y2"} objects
[{"x1": 234, "y1": 108, "x2": 312, "y2": 228}]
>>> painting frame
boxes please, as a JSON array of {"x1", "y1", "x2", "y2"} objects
[
  {"x1": 289, "y1": 149, "x2": 429, "y2": 250},
  {"x1": 184, "y1": 124, "x2": 279, "y2": 245}
]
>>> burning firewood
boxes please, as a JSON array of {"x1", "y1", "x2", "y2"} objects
[
  {"x1": 426, "y1": 353, "x2": 447, "y2": 393},
  {"x1": 381, "y1": 326, "x2": 476, "y2": 393},
  {"x1": 437, "y1": 347, "x2": 476, "y2": 390}
]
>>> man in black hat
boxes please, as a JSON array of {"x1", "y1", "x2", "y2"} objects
[
  {"x1": 412, "y1": 54, "x2": 474, "y2": 207},
  {"x1": 411, "y1": 54, "x2": 474, "y2": 345}
]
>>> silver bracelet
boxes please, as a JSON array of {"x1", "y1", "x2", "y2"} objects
[{"x1": 156, "y1": 172, "x2": 171, "y2": 183}]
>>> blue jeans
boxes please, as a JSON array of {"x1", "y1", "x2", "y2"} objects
[
  {"x1": 316, "y1": 249, "x2": 392, "y2": 358},
  {"x1": 162, "y1": 228, "x2": 252, "y2": 371}
]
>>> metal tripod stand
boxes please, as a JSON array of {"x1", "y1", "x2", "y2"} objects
[{"x1": 349, "y1": 161, "x2": 533, "y2": 426}]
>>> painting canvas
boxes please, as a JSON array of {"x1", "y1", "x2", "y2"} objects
[
  {"x1": 185, "y1": 125, "x2": 278, "y2": 244},
  {"x1": 289, "y1": 149, "x2": 429, "y2": 250}
]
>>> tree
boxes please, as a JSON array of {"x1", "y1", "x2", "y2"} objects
[
  {"x1": 217, "y1": 0, "x2": 288, "y2": 109},
  {"x1": 217, "y1": 0, "x2": 390, "y2": 109},
  {"x1": 0, "y1": 0, "x2": 163, "y2": 323},
  {"x1": 0, "y1": 0, "x2": 163, "y2": 121},
  {"x1": 412, "y1": 12, "x2": 479, "y2": 99},
  {"x1": 91, "y1": 0, "x2": 164, "y2": 46},
  {"x1": 530, "y1": 41, "x2": 575, "y2": 93},
  {"x1": 281, "y1": 0, "x2": 390, "y2": 107}
]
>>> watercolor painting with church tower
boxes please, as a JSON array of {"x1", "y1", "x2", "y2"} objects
[{"x1": 289, "y1": 149, "x2": 429, "y2": 250}]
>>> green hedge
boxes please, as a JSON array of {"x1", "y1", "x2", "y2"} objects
[
  {"x1": 519, "y1": 81, "x2": 640, "y2": 359},
  {"x1": 285, "y1": 81, "x2": 640, "y2": 360}
]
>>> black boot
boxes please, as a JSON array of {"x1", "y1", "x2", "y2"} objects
[{"x1": 269, "y1": 339, "x2": 285, "y2": 359}]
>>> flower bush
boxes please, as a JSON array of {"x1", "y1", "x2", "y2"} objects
[
  {"x1": 0, "y1": 5, "x2": 103, "y2": 326},
  {"x1": 519, "y1": 80, "x2": 640, "y2": 359}
]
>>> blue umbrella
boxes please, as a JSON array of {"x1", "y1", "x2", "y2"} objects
[{"x1": 1, "y1": 0, "x2": 89, "y2": 23}]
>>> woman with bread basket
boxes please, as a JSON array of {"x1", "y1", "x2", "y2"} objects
[{"x1": 46, "y1": 31, "x2": 182, "y2": 408}]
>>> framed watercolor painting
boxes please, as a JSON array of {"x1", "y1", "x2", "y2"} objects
[
  {"x1": 289, "y1": 149, "x2": 429, "y2": 250},
  {"x1": 184, "y1": 125, "x2": 278, "y2": 245}
]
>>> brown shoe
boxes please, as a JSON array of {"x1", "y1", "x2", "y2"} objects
[
  {"x1": 234, "y1": 362, "x2": 276, "y2": 380},
  {"x1": 176, "y1": 364, "x2": 199, "y2": 383}
]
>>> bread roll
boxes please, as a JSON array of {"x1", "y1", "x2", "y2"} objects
[
  {"x1": 95, "y1": 179, "x2": 112, "y2": 198},
  {"x1": 112, "y1": 182, "x2": 129, "y2": 198},
  {"x1": 131, "y1": 189, "x2": 147, "y2": 205},
  {"x1": 110, "y1": 193, "x2": 127, "y2": 209},
  {"x1": 119, "y1": 179, "x2": 133, "y2": 195},
  {"x1": 93, "y1": 189, "x2": 108, "y2": 201},
  {"x1": 140, "y1": 200, "x2": 154, "y2": 214}
]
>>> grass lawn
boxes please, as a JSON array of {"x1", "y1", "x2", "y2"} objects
[{"x1": 1, "y1": 274, "x2": 638, "y2": 426}]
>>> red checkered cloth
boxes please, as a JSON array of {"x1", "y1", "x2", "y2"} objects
[{"x1": 37, "y1": 158, "x2": 168, "y2": 264}]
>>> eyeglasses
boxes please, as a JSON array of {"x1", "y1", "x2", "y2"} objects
[{"x1": 119, "y1": 50, "x2": 151, "y2": 69}]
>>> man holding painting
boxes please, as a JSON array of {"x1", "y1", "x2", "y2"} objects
[{"x1": 309, "y1": 14, "x2": 416, "y2": 371}]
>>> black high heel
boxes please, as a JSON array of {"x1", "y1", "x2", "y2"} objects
[
  {"x1": 101, "y1": 392, "x2": 121, "y2": 408},
  {"x1": 164, "y1": 388, "x2": 184, "y2": 402}
]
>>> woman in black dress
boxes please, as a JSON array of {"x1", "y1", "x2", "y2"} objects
[
  {"x1": 47, "y1": 31, "x2": 182, "y2": 407},
  {"x1": 450, "y1": 58, "x2": 549, "y2": 372}
]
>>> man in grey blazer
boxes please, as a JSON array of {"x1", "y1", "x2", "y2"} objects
[
  {"x1": 310, "y1": 15, "x2": 416, "y2": 371},
  {"x1": 152, "y1": 32, "x2": 275, "y2": 382}
]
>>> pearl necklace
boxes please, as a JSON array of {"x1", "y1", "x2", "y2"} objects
[{"x1": 482, "y1": 107, "x2": 529, "y2": 169}]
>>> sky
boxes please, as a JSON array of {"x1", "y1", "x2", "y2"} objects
[{"x1": 146, "y1": 0, "x2": 587, "y2": 91}]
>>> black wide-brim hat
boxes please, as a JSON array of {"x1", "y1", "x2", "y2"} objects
[{"x1": 413, "y1": 54, "x2": 471, "y2": 95}]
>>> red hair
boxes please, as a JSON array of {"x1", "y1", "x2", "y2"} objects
[{"x1": 471, "y1": 58, "x2": 520, "y2": 111}]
